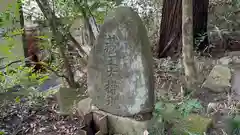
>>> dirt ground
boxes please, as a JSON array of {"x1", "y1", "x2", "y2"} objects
[
  {"x1": 0, "y1": 96, "x2": 85, "y2": 135},
  {"x1": 0, "y1": 54, "x2": 238, "y2": 135}
]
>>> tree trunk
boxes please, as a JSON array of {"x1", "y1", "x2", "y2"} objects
[
  {"x1": 17, "y1": 0, "x2": 30, "y2": 66},
  {"x1": 193, "y1": 0, "x2": 209, "y2": 51},
  {"x1": 182, "y1": 0, "x2": 197, "y2": 89},
  {"x1": 157, "y1": 0, "x2": 209, "y2": 58},
  {"x1": 157, "y1": 0, "x2": 182, "y2": 58}
]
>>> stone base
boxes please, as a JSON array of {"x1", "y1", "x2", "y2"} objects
[
  {"x1": 93, "y1": 110, "x2": 150, "y2": 135},
  {"x1": 77, "y1": 98, "x2": 151, "y2": 135},
  {"x1": 79, "y1": 112, "x2": 108, "y2": 135}
]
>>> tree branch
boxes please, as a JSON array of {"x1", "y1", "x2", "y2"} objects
[
  {"x1": 0, "y1": 60, "x2": 22, "y2": 70},
  {"x1": 0, "y1": 57, "x2": 72, "y2": 86}
]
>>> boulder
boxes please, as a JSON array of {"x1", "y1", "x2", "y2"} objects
[{"x1": 202, "y1": 65, "x2": 231, "y2": 92}]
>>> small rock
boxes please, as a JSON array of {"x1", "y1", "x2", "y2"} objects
[
  {"x1": 236, "y1": 102, "x2": 240, "y2": 111},
  {"x1": 143, "y1": 130, "x2": 149, "y2": 135},
  {"x1": 231, "y1": 70, "x2": 240, "y2": 100},
  {"x1": 218, "y1": 56, "x2": 232, "y2": 65},
  {"x1": 207, "y1": 102, "x2": 218, "y2": 114},
  {"x1": 77, "y1": 98, "x2": 92, "y2": 115},
  {"x1": 91, "y1": 105, "x2": 99, "y2": 111},
  {"x1": 202, "y1": 65, "x2": 231, "y2": 92},
  {"x1": 232, "y1": 56, "x2": 240, "y2": 64}
]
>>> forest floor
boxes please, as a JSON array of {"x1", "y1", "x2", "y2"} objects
[
  {"x1": 0, "y1": 96, "x2": 85, "y2": 135},
  {"x1": 0, "y1": 53, "x2": 239, "y2": 135},
  {"x1": 153, "y1": 54, "x2": 236, "y2": 135}
]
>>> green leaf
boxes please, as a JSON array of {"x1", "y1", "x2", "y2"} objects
[
  {"x1": 186, "y1": 99, "x2": 202, "y2": 109},
  {"x1": 154, "y1": 101, "x2": 164, "y2": 114},
  {"x1": 15, "y1": 96, "x2": 20, "y2": 103},
  {"x1": 177, "y1": 99, "x2": 202, "y2": 117},
  {"x1": 38, "y1": 75, "x2": 49, "y2": 84},
  {"x1": 8, "y1": 28, "x2": 23, "y2": 36},
  {"x1": 0, "y1": 45, "x2": 11, "y2": 55},
  {"x1": 0, "y1": 131, "x2": 5, "y2": 135},
  {"x1": 229, "y1": 115, "x2": 240, "y2": 135},
  {"x1": 35, "y1": 35, "x2": 49, "y2": 40}
]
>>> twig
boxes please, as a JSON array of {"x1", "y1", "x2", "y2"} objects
[
  {"x1": 0, "y1": 57, "x2": 71, "y2": 85},
  {"x1": 0, "y1": 56, "x2": 34, "y2": 70},
  {"x1": 0, "y1": 56, "x2": 35, "y2": 70},
  {"x1": 0, "y1": 60, "x2": 22, "y2": 70}
]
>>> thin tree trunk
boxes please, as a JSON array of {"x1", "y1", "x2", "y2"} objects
[
  {"x1": 88, "y1": 16, "x2": 99, "y2": 40},
  {"x1": 182, "y1": 0, "x2": 197, "y2": 89},
  {"x1": 36, "y1": 0, "x2": 77, "y2": 88},
  {"x1": 157, "y1": 0, "x2": 209, "y2": 58},
  {"x1": 17, "y1": 0, "x2": 30, "y2": 66}
]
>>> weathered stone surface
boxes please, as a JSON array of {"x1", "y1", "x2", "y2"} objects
[
  {"x1": 217, "y1": 56, "x2": 232, "y2": 65},
  {"x1": 173, "y1": 114, "x2": 212, "y2": 135},
  {"x1": 77, "y1": 98, "x2": 92, "y2": 116},
  {"x1": 56, "y1": 87, "x2": 86, "y2": 114},
  {"x1": 94, "y1": 110, "x2": 150, "y2": 135},
  {"x1": 202, "y1": 65, "x2": 231, "y2": 92},
  {"x1": 87, "y1": 6, "x2": 154, "y2": 116},
  {"x1": 231, "y1": 69, "x2": 240, "y2": 100},
  {"x1": 232, "y1": 56, "x2": 240, "y2": 65}
]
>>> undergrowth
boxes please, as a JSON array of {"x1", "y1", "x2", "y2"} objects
[
  {"x1": 148, "y1": 93, "x2": 240, "y2": 135},
  {"x1": 0, "y1": 65, "x2": 56, "y2": 135},
  {"x1": 148, "y1": 95, "x2": 203, "y2": 135}
]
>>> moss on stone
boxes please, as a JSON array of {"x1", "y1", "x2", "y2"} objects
[{"x1": 173, "y1": 114, "x2": 212, "y2": 135}]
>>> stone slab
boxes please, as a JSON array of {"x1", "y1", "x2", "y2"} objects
[
  {"x1": 93, "y1": 110, "x2": 150, "y2": 135},
  {"x1": 80, "y1": 112, "x2": 108, "y2": 135},
  {"x1": 56, "y1": 87, "x2": 86, "y2": 114},
  {"x1": 87, "y1": 6, "x2": 154, "y2": 116},
  {"x1": 77, "y1": 97, "x2": 93, "y2": 115}
]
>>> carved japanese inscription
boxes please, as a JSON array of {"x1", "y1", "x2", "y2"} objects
[
  {"x1": 103, "y1": 34, "x2": 118, "y2": 106},
  {"x1": 87, "y1": 6, "x2": 154, "y2": 116}
]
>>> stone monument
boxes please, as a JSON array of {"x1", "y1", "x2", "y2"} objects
[{"x1": 87, "y1": 6, "x2": 154, "y2": 117}]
